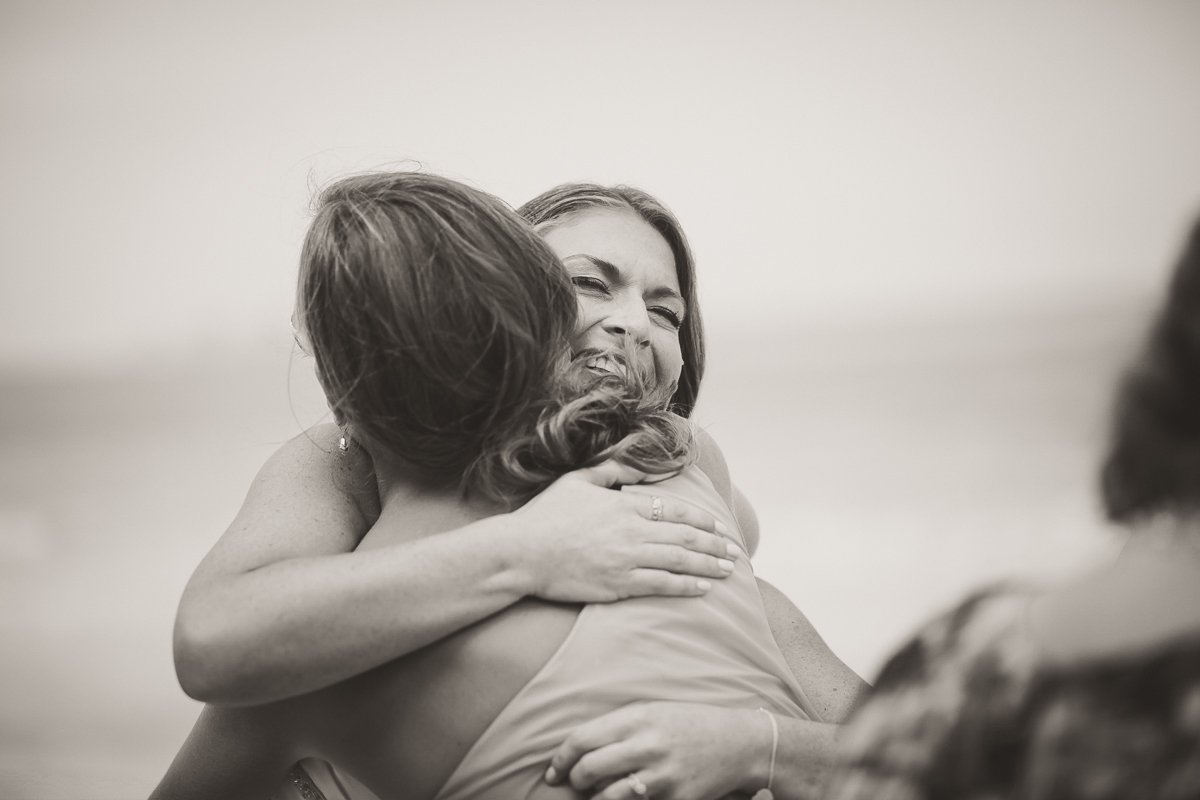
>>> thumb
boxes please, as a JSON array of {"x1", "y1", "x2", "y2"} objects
[{"x1": 568, "y1": 460, "x2": 653, "y2": 488}]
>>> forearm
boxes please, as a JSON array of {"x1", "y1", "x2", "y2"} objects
[
  {"x1": 754, "y1": 717, "x2": 840, "y2": 800},
  {"x1": 693, "y1": 708, "x2": 839, "y2": 799},
  {"x1": 178, "y1": 429, "x2": 731, "y2": 706},
  {"x1": 175, "y1": 514, "x2": 531, "y2": 705},
  {"x1": 722, "y1": 711, "x2": 840, "y2": 800}
]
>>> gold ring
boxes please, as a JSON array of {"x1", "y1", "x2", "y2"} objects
[
  {"x1": 627, "y1": 772, "x2": 648, "y2": 797},
  {"x1": 650, "y1": 496, "x2": 664, "y2": 522}
]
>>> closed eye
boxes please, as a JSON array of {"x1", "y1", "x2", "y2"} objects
[
  {"x1": 571, "y1": 275, "x2": 609, "y2": 293},
  {"x1": 651, "y1": 306, "x2": 684, "y2": 330}
]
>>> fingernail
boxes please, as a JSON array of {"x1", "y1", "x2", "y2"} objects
[
  {"x1": 697, "y1": 579, "x2": 713, "y2": 592},
  {"x1": 545, "y1": 766, "x2": 558, "y2": 783},
  {"x1": 715, "y1": 521, "x2": 730, "y2": 535},
  {"x1": 718, "y1": 558, "x2": 735, "y2": 574},
  {"x1": 726, "y1": 542, "x2": 748, "y2": 561}
]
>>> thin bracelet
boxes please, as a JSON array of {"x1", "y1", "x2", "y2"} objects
[{"x1": 755, "y1": 707, "x2": 778, "y2": 800}]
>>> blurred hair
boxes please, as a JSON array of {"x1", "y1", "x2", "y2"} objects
[
  {"x1": 296, "y1": 171, "x2": 692, "y2": 501},
  {"x1": 1102, "y1": 218, "x2": 1200, "y2": 522},
  {"x1": 517, "y1": 183, "x2": 706, "y2": 417}
]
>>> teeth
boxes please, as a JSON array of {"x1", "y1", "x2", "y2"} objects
[{"x1": 585, "y1": 356, "x2": 618, "y2": 375}]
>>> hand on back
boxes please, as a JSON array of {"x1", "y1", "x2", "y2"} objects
[
  {"x1": 545, "y1": 701, "x2": 768, "y2": 799},
  {"x1": 513, "y1": 460, "x2": 743, "y2": 603}
]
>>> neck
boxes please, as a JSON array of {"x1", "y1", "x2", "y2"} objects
[
  {"x1": 1123, "y1": 512, "x2": 1200, "y2": 563},
  {"x1": 349, "y1": 447, "x2": 507, "y2": 552},
  {"x1": 1031, "y1": 512, "x2": 1200, "y2": 664}
]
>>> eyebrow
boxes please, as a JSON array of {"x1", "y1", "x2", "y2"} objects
[{"x1": 567, "y1": 254, "x2": 686, "y2": 306}]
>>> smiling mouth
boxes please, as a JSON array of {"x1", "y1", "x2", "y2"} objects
[
  {"x1": 584, "y1": 354, "x2": 624, "y2": 377},
  {"x1": 573, "y1": 347, "x2": 637, "y2": 382}
]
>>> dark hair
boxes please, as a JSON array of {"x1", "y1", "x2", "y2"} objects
[
  {"x1": 296, "y1": 171, "x2": 576, "y2": 489},
  {"x1": 1102, "y1": 218, "x2": 1200, "y2": 522},
  {"x1": 296, "y1": 171, "x2": 693, "y2": 501},
  {"x1": 517, "y1": 183, "x2": 706, "y2": 417}
]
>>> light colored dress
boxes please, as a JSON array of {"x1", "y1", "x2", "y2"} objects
[{"x1": 276, "y1": 466, "x2": 818, "y2": 800}]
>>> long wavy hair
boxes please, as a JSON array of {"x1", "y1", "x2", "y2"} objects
[
  {"x1": 1102, "y1": 217, "x2": 1200, "y2": 522},
  {"x1": 518, "y1": 183, "x2": 706, "y2": 418},
  {"x1": 296, "y1": 171, "x2": 693, "y2": 503},
  {"x1": 468, "y1": 343, "x2": 695, "y2": 506}
]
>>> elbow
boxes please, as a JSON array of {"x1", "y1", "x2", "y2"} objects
[{"x1": 172, "y1": 606, "x2": 250, "y2": 705}]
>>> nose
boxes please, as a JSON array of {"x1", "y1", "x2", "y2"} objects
[{"x1": 601, "y1": 295, "x2": 652, "y2": 348}]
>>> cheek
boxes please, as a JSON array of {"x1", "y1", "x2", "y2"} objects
[
  {"x1": 569, "y1": 296, "x2": 599, "y2": 344},
  {"x1": 651, "y1": 333, "x2": 684, "y2": 388}
]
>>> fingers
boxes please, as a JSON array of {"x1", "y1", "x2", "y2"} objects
[
  {"x1": 570, "y1": 461, "x2": 654, "y2": 488},
  {"x1": 636, "y1": 494, "x2": 715, "y2": 532},
  {"x1": 624, "y1": 569, "x2": 713, "y2": 597},
  {"x1": 566, "y1": 741, "x2": 647, "y2": 793},
  {"x1": 638, "y1": 543, "x2": 736, "y2": 581},
  {"x1": 650, "y1": 522, "x2": 745, "y2": 562},
  {"x1": 591, "y1": 765, "x2": 658, "y2": 800},
  {"x1": 547, "y1": 706, "x2": 645, "y2": 786},
  {"x1": 568, "y1": 466, "x2": 745, "y2": 564},
  {"x1": 633, "y1": 496, "x2": 748, "y2": 560}
]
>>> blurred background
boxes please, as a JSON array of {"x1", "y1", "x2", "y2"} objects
[{"x1": 3, "y1": 1, "x2": 1200, "y2": 797}]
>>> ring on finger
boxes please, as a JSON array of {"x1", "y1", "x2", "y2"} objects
[
  {"x1": 650, "y1": 496, "x2": 664, "y2": 522},
  {"x1": 626, "y1": 772, "x2": 649, "y2": 797}
]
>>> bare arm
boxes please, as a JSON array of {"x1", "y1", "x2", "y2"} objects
[
  {"x1": 175, "y1": 424, "x2": 737, "y2": 705},
  {"x1": 758, "y1": 578, "x2": 870, "y2": 723},
  {"x1": 149, "y1": 704, "x2": 299, "y2": 800}
]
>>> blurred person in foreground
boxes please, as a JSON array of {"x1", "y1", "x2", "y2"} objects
[{"x1": 827, "y1": 219, "x2": 1200, "y2": 800}]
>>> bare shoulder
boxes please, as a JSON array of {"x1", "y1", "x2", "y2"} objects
[
  {"x1": 192, "y1": 424, "x2": 381, "y2": 577},
  {"x1": 1031, "y1": 553, "x2": 1200, "y2": 665},
  {"x1": 254, "y1": 424, "x2": 380, "y2": 526}
]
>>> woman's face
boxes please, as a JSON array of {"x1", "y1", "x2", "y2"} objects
[{"x1": 540, "y1": 208, "x2": 686, "y2": 394}]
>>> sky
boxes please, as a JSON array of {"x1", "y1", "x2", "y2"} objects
[{"x1": 3, "y1": 1, "x2": 1200, "y2": 372}]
